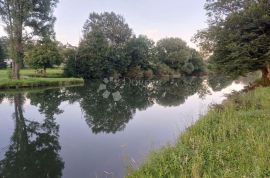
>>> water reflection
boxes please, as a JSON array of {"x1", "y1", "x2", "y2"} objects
[
  {"x1": 0, "y1": 94, "x2": 64, "y2": 178},
  {"x1": 64, "y1": 77, "x2": 205, "y2": 134},
  {"x1": 0, "y1": 76, "x2": 252, "y2": 178}
]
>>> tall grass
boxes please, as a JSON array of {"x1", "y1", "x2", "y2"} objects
[{"x1": 127, "y1": 87, "x2": 270, "y2": 178}]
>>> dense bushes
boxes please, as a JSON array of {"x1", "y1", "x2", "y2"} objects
[{"x1": 64, "y1": 12, "x2": 206, "y2": 79}]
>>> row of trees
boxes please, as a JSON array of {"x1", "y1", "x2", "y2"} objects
[{"x1": 64, "y1": 12, "x2": 206, "y2": 79}]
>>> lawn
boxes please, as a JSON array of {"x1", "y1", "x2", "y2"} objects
[
  {"x1": 0, "y1": 68, "x2": 84, "y2": 89},
  {"x1": 127, "y1": 87, "x2": 270, "y2": 178}
]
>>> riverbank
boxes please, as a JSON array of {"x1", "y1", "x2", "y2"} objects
[
  {"x1": 127, "y1": 86, "x2": 270, "y2": 178},
  {"x1": 0, "y1": 69, "x2": 84, "y2": 89}
]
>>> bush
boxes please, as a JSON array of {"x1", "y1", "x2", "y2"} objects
[
  {"x1": 182, "y1": 62, "x2": 195, "y2": 75},
  {"x1": 144, "y1": 69, "x2": 153, "y2": 79},
  {"x1": 126, "y1": 66, "x2": 144, "y2": 79},
  {"x1": 155, "y1": 64, "x2": 175, "y2": 77}
]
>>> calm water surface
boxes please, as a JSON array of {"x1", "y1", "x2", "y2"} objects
[{"x1": 0, "y1": 77, "x2": 248, "y2": 178}]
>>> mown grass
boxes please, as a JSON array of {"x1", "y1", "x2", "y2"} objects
[
  {"x1": 0, "y1": 68, "x2": 84, "y2": 89},
  {"x1": 127, "y1": 87, "x2": 270, "y2": 178}
]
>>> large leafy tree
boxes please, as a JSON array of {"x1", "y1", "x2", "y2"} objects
[
  {"x1": 156, "y1": 38, "x2": 190, "y2": 71},
  {"x1": 125, "y1": 35, "x2": 155, "y2": 70},
  {"x1": 0, "y1": 0, "x2": 59, "y2": 79},
  {"x1": 76, "y1": 28, "x2": 110, "y2": 79},
  {"x1": 156, "y1": 38, "x2": 205, "y2": 75},
  {"x1": 24, "y1": 40, "x2": 63, "y2": 73},
  {"x1": 76, "y1": 12, "x2": 133, "y2": 79},
  {"x1": 83, "y1": 12, "x2": 132, "y2": 45},
  {"x1": 194, "y1": 0, "x2": 270, "y2": 80}
]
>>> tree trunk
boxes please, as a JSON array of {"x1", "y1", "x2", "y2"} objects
[
  {"x1": 261, "y1": 64, "x2": 270, "y2": 85},
  {"x1": 12, "y1": 60, "x2": 20, "y2": 80}
]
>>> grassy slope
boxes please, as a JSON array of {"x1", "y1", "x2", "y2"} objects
[
  {"x1": 127, "y1": 87, "x2": 270, "y2": 178},
  {"x1": 0, "y1": 69, "x2": 83, "y2": 89}
]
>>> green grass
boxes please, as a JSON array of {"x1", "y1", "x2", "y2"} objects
[
  {"x1": 127, "y1": 87, "x2": 270, "y2": 178},
  {"x1": 0, "y1": 68, "x2": 84, "y2": 89}
]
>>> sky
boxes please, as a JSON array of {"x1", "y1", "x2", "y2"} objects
[{"x1": 1, "y1": 0, "x2": 208, "y2": 48}]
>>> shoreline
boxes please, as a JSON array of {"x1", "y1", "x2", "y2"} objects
[
  {"x1": 127, "y1": 86, "x2": 270, "y2": 177},
  {"x1": 0, "y1": 77, "x2": 84, "y2": 90}
]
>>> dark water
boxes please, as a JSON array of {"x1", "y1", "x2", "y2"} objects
[{"x1": 0, "y1": 77, "x2": 249, "y2": 178}]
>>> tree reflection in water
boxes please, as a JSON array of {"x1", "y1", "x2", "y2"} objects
[
  {"x1": 0, "y1": 75, "x2": 257, "y2": 177},
  {"x1": 0, "y1": 93, "x2": 64, "y2": 178}
]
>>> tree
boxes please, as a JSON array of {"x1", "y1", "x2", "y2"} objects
[
  {"x1": 156, "y1": 38, "x2": 205, "y2": 75},
  {"x1": 83, "y1": 12, "x2": 132, "y2": 45},
  {"x1": 194, "y1": 0, "x2": 270, "y2": 81},
  {"x1": 76, "y1": 12, "x2": 133, "y2": 79},
  {"x1": 76, "y1": 28, "x2": 110, "y2": 79},
  {"x1": 24, "y1": 40, "x2": 63, "y2": 73},
  {"x1": 125, "y1": 35, "x2": 155, "y2": 70},
  {"x1": 156, "y1": 38, "x2": 190, "y2": 71},
  {"x1": 0, "y1": 0, "x2": 59, "y2": 79}
]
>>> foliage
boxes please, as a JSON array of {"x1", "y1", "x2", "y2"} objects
[
  {"x1": 68, "y1": 12, "x2": 205, "y2": 79},
  {"x1": 24, "y1": 40, "x2": 63, "y2": 71},
  {"x1": 156, "y1": 38, "x2": 189, "y2": 71},
  {"x1": 62, "y1": 47, "x2": 77, "y2": 77},
  {"x1": 76, "y1": 28, "x2": 110, "y2": 79},
  {"x1": 0, "y1": 37, "x2": 9, "y2": 68},
  {"x1": 0, "y1": 0, "x2": 59, "y2": 79},
  {"x1": 128, "y1": 87, "x2": 270, "y2": 177},
  {"x1": 156, "y1": 38, "x2": 206, "y2": 75},
  {"x1": 125, "y1": 35, "x2": 155, "y2": 70},
  {"x1": 83, "y1": 12, "x2": 132, "y2": 45},
  {"x1": 194, "y1": 0, "x2": 270, "y2": 79}
]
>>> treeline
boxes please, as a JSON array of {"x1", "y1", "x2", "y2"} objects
[
  {"x1": 64, "y1": 12, "x2": 206, "y2": 79},
  {"x1": 0, "y1": 11, "x2": 206, "y2": 79}
]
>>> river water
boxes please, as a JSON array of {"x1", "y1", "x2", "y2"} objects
[{"x1": 0, "y1": 77, "x2": 249, "y2": 178}]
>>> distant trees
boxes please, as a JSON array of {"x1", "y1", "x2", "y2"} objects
[
  {"x1": 66, "y1": 12, "x2": 205, "y2": 79},
  {"x1": 0, "y1": 0, "x2": 59, "y2": 79},
  {"x1": 194, "y1": 0, "x2": 270, "y2": 81},
  {"x1": 24, "y1": 40, "x2": 63, "y2": 73}
]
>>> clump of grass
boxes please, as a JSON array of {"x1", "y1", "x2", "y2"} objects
[{"x1": 127, "y1": 87, "x2": 270, "y2": 178}]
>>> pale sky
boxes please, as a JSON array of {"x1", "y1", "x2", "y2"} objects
[{"x1": 1, "y1": 0, "x2": 208, "y2": 48}]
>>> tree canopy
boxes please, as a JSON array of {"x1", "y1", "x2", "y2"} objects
[
  {"x1": 24, "y1": 40, "x2": 63, "y2": 72},
  {"x1": 67, "y1": 12, "x2": 205, "y2": 79},
  {"x1": 194, "y1": 0, "x2": 270, "y2": 80}
]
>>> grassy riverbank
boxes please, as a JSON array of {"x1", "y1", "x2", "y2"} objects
[
  {"x1": 127, "y1": 87, "x2": 270, "y2": 178},
  {"x1": 0, "y1": 69, "x2": 84, "y2": 89}
]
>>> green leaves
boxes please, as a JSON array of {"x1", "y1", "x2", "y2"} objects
[
  {"x1": 196, "y1": 0, "x2": 270, "y2": 79},
  {"x1": 24, "y1": 40, "x2": 63, "y2": 70}
]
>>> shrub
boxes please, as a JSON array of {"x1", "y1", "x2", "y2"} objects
[
  {"x1": 144, "y1": 69, "x2": 153, "y2": 79},
  {"x1": 126, "y1": 66, "x2": 144, "y2": 79},
  {"x1": 155, "y1": 63, "x2": 175, "y2": 77}
]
